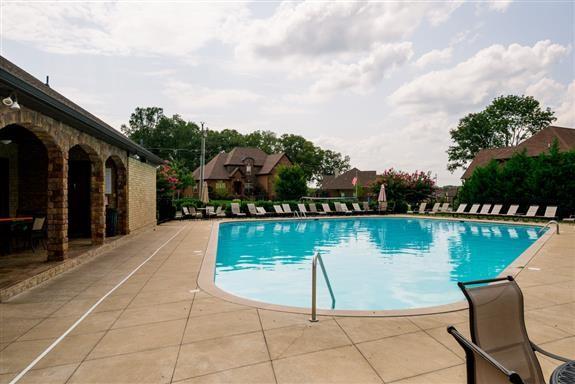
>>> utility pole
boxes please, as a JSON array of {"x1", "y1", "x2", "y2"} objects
[{"x1": 199, "y1": 122, "x2": 207, "y2": 201}]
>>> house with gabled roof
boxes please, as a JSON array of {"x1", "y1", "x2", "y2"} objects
[
  {"x1": 192, "y1": 147, "x2": 291, "y2": 199},
  {"x1": 320, "y1": 168, "x2": 377, "y2": 198},
  {"x1": 462, "y1": 126, "x2": 575, "y2": 180}
]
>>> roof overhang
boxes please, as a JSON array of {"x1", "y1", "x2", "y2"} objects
[{"x1": 0, "y1": 67, "x2": 162, "y2": 165}]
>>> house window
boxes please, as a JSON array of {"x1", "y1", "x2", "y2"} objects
[
  {"x1": 246, "y1": 164, "x2": 252, "y2": 175},
  {"x1": 215, "y1": 181, "x2": 226, "y2": 190}
]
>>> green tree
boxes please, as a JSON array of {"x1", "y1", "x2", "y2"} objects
[
  {"x1": 447, "y1": 95, "x2": 556, "y2": 172},
  {"x1": 275, "y1": 165, "x2": 308, "y2": 200},
  {"x1": 122, "y1": 107, "x2": 352, "y2": 183}
]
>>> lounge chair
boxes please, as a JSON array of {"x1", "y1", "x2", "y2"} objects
[
  {"x1": 520, "y1": 205, "x2": 539, "y2": 218},
  {"x1": 342, "y1": 203, "x2": 354, "y2": 214},
  {"x1": 257, "y1": 207, "x2": 269, "y2": 216},
  {"x1": 538, "y1": 206, "x2": 557, "y2": 219},
  {"x1": 362, "y1": 201, "x2": 374, "y2": 214},
  {"x1": 231, "y1": 203, "x2": 246, "y2": 217},
  {"x1": 335, "y1": 202, "x2": 352, "y2": 215},
  {"x1": 273, "y1": 205, "x2": 288, "y2": 216},
  {"x1": 205, "y1": 206, "x2": 217, "y2": 219},
  {"x1": 352, "y1": 203, "x2": 364, "y2": 214},
  {"x1": 308, "y1": 203, "x2": 326, "y2": 215},
  {"x1": 488, "y1": 204, "x2": 503, "y2": 215},
  {"x1": 175, "y1": 210, "x2": 183, "y2": 220},
  {"x1": 439, "y1": 203, "x2": 450, "y2": 213},
  {"x1": 321, "y1": 203, "x2": 334, "y2": 215},
  {"x1": 478, "y1": 204, "x2": 492, "y2": 215},
  {"x1": 247, "y1": 203, "x2": 265, "y2": 216},
  {"x1": 504, "y1": 204, "x2": 519, "y2": 216},
  {"x1": 468, "y1": 204, "x2": 481, "y2": 215},
  {"x1": 182, "y1": 206, "x2": 201, "y2": 219},
  {"x1": 190, "y1": 207, "x2": 203, "y2": 219},
  {"x1": 281, "y1": 204, "x2": 294, "y2": 215},
  {"x1": 427, "y1": 202, "x2": 441, "y2": 214},
  {"x1": 454, "y1": 203, "x2": 467, "y2": 215},
  {"x1": 297, "y1": 203, "x2": 310, "y2": 216},
  {"x1": 215, "y1": 206, "x2": 226, "y2": 217},
  {"x1": 448, "y1": 276, "x2": 572, "y2": 384},
  {"x1": 412, "y1": 202, "x2": 426, "y2": 214},
  {"x1": 181, "y1": 206, "x2": 191, "y2": 219}
]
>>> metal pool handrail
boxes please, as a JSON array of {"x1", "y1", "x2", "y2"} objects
[
  {"x1": 310, "y1": 252, "x2": 335, "y2": 322},
  {"x1": 539, "y1": 220, "x2": 559, "y2": 235}
]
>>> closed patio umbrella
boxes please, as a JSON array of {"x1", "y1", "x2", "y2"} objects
[
  {"x1": 378, "y1": 184, "x2": 387, "y2": 212},
  {"x1": 201, "y1": 181, "x2": 209, "y2": 204}
]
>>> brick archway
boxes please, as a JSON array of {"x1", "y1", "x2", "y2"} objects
[
  {"x1": 68, "y1": 144, "x2": 105, "y2": 245},
  {"x1": 0, "y1": 121, "x2": 67, "y2": 260},
  {"x1": 105, "y1": 155, "x2": 128, "y2": 235}
]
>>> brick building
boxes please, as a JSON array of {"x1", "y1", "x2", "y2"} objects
[
  {"x1": 192, "y1": 147, "x2": 291, "y2": 199},
  {"x1": 0, "y1": 56, "x2": 161, "y2": 261},
  {"x1": 320, "y1": 168, "x2": 377, "y2": 198}
]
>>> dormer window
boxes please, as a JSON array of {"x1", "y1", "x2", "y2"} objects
[
  {"x1": 246, "y1": 164, "x2": 252, "y2": 175},
  {"x1": 244, "y1": 157, "x2": 254, "y2": 176}
]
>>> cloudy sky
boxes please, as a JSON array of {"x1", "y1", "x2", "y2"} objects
[{"x1": 1, "y1": 1, "x2": 573, "y2": 185}]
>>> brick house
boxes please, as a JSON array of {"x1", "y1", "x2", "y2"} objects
[
  {"x1": 320, "y1": 168, "x2": 377, "y2": 198},
  {"x1": 461, "y1": 126, "x2": 575, "y2": 180},
  {"x1": 192, "y1": 147, "x2": 291, "y2": 199},
  {"x1": 0, "y1": 56, "x2": 162, "y2": 261}
]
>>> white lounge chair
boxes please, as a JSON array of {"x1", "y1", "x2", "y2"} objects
[
  {"x1": 273, "y1": 205, "x2": 288, "y2": 216},
  {"x1": 205, "y1": 206, "x2": 217, "y2": 218},
  {"x1": 257, "y1": 207, "x2": 269, "y2": 216},
  {"x1": 215, "y1": 206, "x2": 226, "y2": 217},
  {"x1": 297, "y1": 203, "x2": 310, "y2": 215},
  {"x1": 504, "y1": 205, "x2": 519, "y2": 216},
  {"x1": 539, "y1": 206, "x2": 557, "y2": 219},
  {"x1": 321, "y1": 203, "x2": 334, "y2": 215},
  {"x1": 478, "y1": 204, "x2": 492, "y2": 215},
  {"x1": 523, "y1": 205, "x2": 539, "y2": 217},
  {"x1": 340, "y1": 203, "x2": 353, "y2": 214},
  {"x1": 231, "y1": 203, "x2": 246, "y2": 217},
  {"x1": 352, "y1": 203, "x2": 364, "y2": 214},
  {"x1": 488, "y1": 204, "x2": 503, "y2": 215},
  {"x1": 427, "y1": 203, "x2": 441, "y2": 214},
  {"x1": 411, "y1": 202, "x2": 426, "y2": 214},
  {"x1": 454, "y1": 204, "x2": 467, "y2": 214},
  {"x1": 282, "y1": 204, "x2": 293, "y2": 215},
  {"x1": 308, "y1": 203, "x2": 326, "y2": 215},
  {"x1": 468, "y1": 204, "x2": 481, "y2": 214}
]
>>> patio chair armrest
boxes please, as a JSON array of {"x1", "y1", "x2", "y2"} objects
[{"x1": 532, "y1": 342, "x2": 572, "y2": 362}]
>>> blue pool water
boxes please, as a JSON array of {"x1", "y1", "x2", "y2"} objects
[{"x1": 215, "y1": 218, "x2": 543, "y2": 311}]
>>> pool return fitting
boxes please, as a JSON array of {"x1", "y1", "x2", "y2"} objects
[{"x1": 310, "y1": 252, "x2": 336, "y2": 322}]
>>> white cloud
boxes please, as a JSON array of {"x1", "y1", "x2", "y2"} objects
[
  {"x1": 162, "y1": 81, "x2": 261, "y2": 111},
  {"x1": 554, "y1": 81, "x2": 575, "y2": 127},
  {"x1": 231, "y1": 2, "x2": 461, "y2": 61},
  {"x1": 1, "y1": 2, "x2": 248, "y2": 56},
  {"x1": 485, "y1": 0, "x2": 513, "y2": 12},
  {"x1": 389, "y1": 40, "x2": 570, "y2": 115},
  {"x1": 310, "y1": 43, "x2": 414, "y2": 95},
  {"x1": 525, "y1": 77, "x2": 566, "y2": 106},
  {"x1": 415, "y1": 48, "x2": 453, "y2": 68}
]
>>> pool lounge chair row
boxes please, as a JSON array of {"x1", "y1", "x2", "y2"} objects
[
  {"x1": 411, "y1": 202, "x2": 451, "y2": 214},
  {"x1": 177, "y1": 205, "x2": 226, "y2": 220},
  {"x1": 452, "y1": 203, "x2": 558, "y2": 219},
  {"x1": 231, "y1": 202, "x2": 379, "y2": 218}
]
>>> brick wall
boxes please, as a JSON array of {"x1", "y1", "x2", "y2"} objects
[{"x1": 128, "y1": 157, "x2": 157, "y2": 232}]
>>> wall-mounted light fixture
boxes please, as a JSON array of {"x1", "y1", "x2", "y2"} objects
[
  {"x1": 0, "y1": 140, "x2": 12, "y2": 145},
  {"x1": 2, "y1": 94, "x2": 21, "y2": 110}
]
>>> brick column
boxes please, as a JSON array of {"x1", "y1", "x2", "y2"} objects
[
  {"x1": 47, "y1": 148, "x2": 68, "y2": 261},
  {"x1": 91, "y1": 158, "x2": 105, "y2": 245}
]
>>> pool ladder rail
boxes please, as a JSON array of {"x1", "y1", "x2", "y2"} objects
[
  {"x1": 294, "y1": 210, "x2": 307, "y2": 219},
  {"x1": 310, "y1": 252, "x2": 336, "y2": 322},
  {"x1": 539, "y1": 220, "x2": 559, "y2": 235}
]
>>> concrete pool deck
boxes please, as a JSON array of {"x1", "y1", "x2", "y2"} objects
[{"x1": 0, "y1": 219, "x2": 573, "y2": 383}]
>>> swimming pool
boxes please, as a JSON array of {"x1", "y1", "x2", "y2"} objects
[{"x1": 212, "y1": 217, "x2": 544, "y2": 312}]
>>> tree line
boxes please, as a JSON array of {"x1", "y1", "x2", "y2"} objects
[{"x1": 121, "y1": 107, "x2": 351, "y2": 183}]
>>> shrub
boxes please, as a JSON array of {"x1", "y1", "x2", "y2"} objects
[{"x1": 370, "y1": 169, "x2": 435, "y2": 206}]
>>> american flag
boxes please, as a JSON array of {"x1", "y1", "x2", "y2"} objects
[{"x1": 351, "y1": 176, "x2": 358, "y2": 186}]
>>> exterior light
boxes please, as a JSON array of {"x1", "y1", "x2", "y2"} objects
[
  {"x1": 2, "y1": 94, "x2": 21, "y2": 110},
  {"x1": 1, "y1": 140, "x2": 12, "y2": 145}
]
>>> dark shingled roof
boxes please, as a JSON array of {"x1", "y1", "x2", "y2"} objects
[
  {"x1": 193, "y1": 147, "x2": 288, "y2": 180},
  {"x1": 321, "y1": 168, "x2": 377, "y2": 190},
  {"x1": 462, "y1": 126, "x2": 575, "y2": 179},
  {"x1": 0, "y1": 55, "x2": 162, "y2": 164}
]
